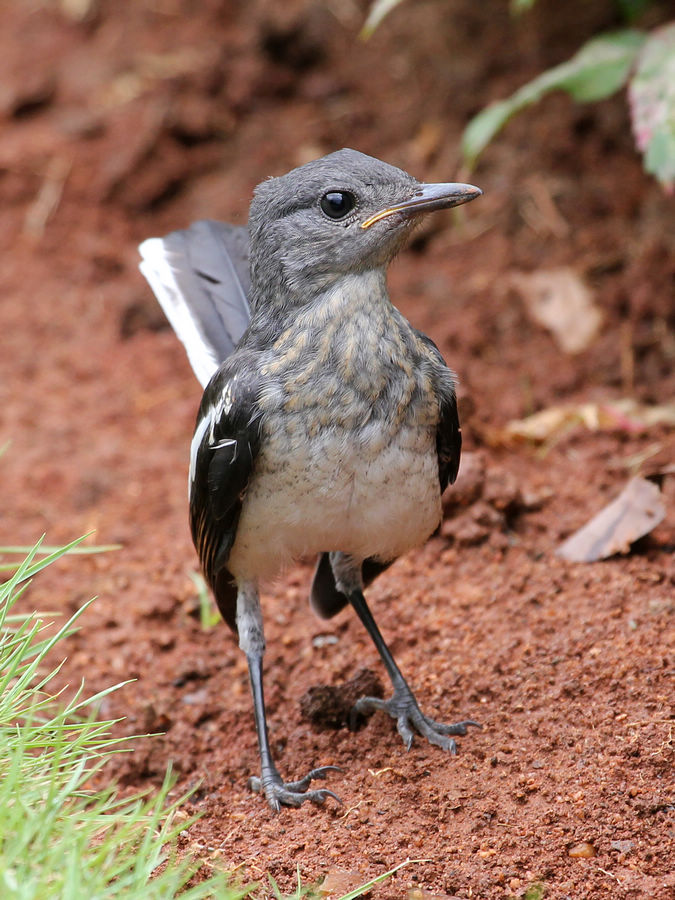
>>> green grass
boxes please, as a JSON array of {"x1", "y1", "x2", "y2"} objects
[
  {"x1": 0, "y1": 536, "x2": 406, "y2": 899},
  {"x1": 523, "y1": 883, "x2": 547, "y2": 900},
  {"x1": 0, "y1": 536, "x2": 245, "y2": 899},
  {"x1": 189, "y1": 570, "x2": 221, "y2": 630}
]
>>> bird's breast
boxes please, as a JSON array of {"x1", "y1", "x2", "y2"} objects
[
  {"x1": 226, "y1": 293, "x2": 446, "y2": 581},
  {"x1": 227, "y1": 420, "x2": 440, "y2": 582},
  {"x1": 227, "y1": 367, "x2": 441, "y2": 581}
]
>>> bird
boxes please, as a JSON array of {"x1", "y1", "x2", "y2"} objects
[{"x1": 139, "y1": 148, "x2": 482, "y2": 811}]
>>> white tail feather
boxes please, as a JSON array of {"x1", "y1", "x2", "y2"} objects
[{"x1": 139, "y1": 220, "x2": 251, "y2": 388}]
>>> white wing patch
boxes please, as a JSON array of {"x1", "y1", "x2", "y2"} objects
[
  {"x1": 139, "y1": 238, "x2": 220, "y2": 388},
  {"x1": 188, "y1": 413, "x2": 211, "y2": 498},
  {"x1": 188, "y1": 399, "x2": 239, "y2": 500}
]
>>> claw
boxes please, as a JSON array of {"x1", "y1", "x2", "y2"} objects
[
  {"x1": 396, "y1": 715, "x2": 415, "y2": 751},
  {"x1": 249, "y1": 766, "x2": 343, "y2": 811},
  {"x1": 427, "y1": 717, "x2": 481, "y2": 737},
  {"x1": 352, "y1": 690, "x2": 478, "y2": 754},
  {"x1": 310, "y1": 789, "x2": 342, "y2": 806}
]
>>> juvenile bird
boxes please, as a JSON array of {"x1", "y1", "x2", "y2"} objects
[{"x1": 139, "y1": 149, "x2": 482, "y2": 811}]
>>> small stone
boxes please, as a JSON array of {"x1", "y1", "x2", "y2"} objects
[
  {"x1": 182, "y1": 688, "x2": 208, "y2": 706},
  {"x1": 610, "y1": 840, "x2": 634, "y2": 854},
  {"x1": 408, "y1": 890, "x2": 461, "y2": 899},
  {"x1": 483, "y1": 466, "x2": 521, "y2": 513},
  {"x1": 520, "y1": 485, "x2": 553, "y2": 510},
  {"x1": 312, "y1": 633, "x2": 339, "y2": 648},
  {"x1": 442, "y1": 501, "x2": 503, "y2": 546},
  {"x1": 443, "y1": 451, "x2": 485, "y2": 510}
]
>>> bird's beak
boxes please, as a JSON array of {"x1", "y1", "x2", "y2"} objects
[{"x1": 360, "y1": 182, "x2": 482, "y2": 230}]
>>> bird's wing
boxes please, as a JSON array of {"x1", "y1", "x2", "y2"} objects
[
  {"x1": 436, "y1": 391, "x2": 462, "y2": 492},
  {"x1": 189, "y1": 365, "x2": 262, "y2": 630},
  {"x1": 413, "y1": 330, "x2": 462, "y2": 491},
  {"x1": 138, "y1": 220, "x2": 251, "y2": 388}
]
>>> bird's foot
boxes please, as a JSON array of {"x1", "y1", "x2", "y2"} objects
[
  {"x1": 248, "y1": 765, "x2": 343, "y2": 812},
  {"x1": 351, "y1": 688, "x2": 479, "y2": 753}
]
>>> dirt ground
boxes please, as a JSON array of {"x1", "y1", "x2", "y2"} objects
[{"x1": 1, "y1": 1, "x2": 673, "y2": 897}]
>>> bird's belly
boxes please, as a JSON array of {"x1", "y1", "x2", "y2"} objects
[{"x1": 227, "y1": 422, "x2": 441, "y2": 582}]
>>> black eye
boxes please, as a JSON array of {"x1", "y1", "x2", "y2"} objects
[{"x1": 320, "y1": 191, "x2": 356, "y2": 220}]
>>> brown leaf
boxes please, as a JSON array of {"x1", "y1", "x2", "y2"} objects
[
  {"x1": 504, "y1": 399, "x2": 675, "y2": 443},
  {"x1": 319, "y1": 870, "x2": 368, "y2": 897},
  {"x1": 556, "y1": 477, "x2": 665, "y2": 562},
  {"x1": 509, "y1": 267, "x2": 602, "y2": 354}
]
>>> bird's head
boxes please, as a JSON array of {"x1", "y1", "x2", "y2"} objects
[{"x1": 247, "y1": 148, "x2": 481, "y2": 309}]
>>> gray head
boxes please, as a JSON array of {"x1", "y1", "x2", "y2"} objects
[{"x1": 247, "y1": 148, "x2": 480, "y2": 309}]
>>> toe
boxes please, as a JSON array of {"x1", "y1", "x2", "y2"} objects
[
  {"x1": 422, "y1": 716, "x2": 481, "y2": 737},
  {"x1": 284, "y1": 765, "x2": 343, "y2": 793},
  {"x1": 353, "y1": 695, "x2": 388, "y2": 715},
  {"x1": 396, "y1": 715, "x2": 415, "y2": 750},
  {"x1": 310, "y1": 765, "x2": 344, "y2": 779},
  {"x1": 308, "y1": 788, "x2": 342, "y2": 807},
  {"x1": 250, "y1": 765, "x2": 343, "y2": 810},
  {"x1": 248, "y1": 775, "x2": 262, "y2": 794}
]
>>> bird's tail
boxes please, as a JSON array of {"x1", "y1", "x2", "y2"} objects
[
  {"x1": 139, "y1": 220, "x2": 252, "y2": 388},
  {"x1": 310, "y1": 553, "x2": 393, "y2": 618}
]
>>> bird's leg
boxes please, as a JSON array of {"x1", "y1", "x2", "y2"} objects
[
  {"x1": 329, "y1": 553, "x2": 479, "y2": 753},
  {"x1": 236, "y1": 582, "x2": 342, "y2": 811},
  {"x1": 347, "y1": 589, "x2": 479, "y2": 751}
]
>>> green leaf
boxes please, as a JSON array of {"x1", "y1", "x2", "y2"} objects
[
  {"x1": 629, "y1": 22, "x2": 675, "y2": 189},
  {"x1": 462, "y1": 100, "x2": 516, "y2": 169},
  {"x1": 336, "y1": 858, "x2": 421, "y2": 900},
  {"x1": 616, "y1": 0, "x2": 653, "y2": 24},
  {"x1": 462, "y1": 29, "x2": 646, "y2": 166},
  {"x1": 511, "y1": 0, "x2": 538, "y2": 15}
]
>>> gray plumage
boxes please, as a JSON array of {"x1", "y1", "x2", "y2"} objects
[
  {"x1": 140, "y1": 148, "x2": 482, "y2": 811},
  {"x1": 140, "y1": 220, "x2": 250, "y2": 387}
]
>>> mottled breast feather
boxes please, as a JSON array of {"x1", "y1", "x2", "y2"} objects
[
  {"x1": 189, "y1": 356, "x2": 263, "y2": 630},
  {"x1": 310, "y1": 324, "x2": 461, "y2": 620}
]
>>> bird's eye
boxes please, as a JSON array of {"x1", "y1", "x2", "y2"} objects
[{"x1": 320, "y1": 191, "x2": 356, "y2": 220}]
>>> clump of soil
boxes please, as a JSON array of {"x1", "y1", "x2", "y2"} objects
[{"x1": 300, "y1": 667, "x2": 385, "y2": 730}]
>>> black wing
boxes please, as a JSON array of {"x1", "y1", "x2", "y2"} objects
[
  {"x1": 436, "y1": 390, "x2": 462, "y2": 492},
  {"x1": 189, "y1": 363, "x2": 262, "y2": 631},
  {"x1": 413, "y1": 330, "x2": 461, "y2": 491}
]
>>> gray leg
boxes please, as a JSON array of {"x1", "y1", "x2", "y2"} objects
[
  {"x1": 330, "y1": 553, "x2": 479, "y2": 753},
  {"x1": 236, "y1": 582, "x2": 342, "y2": 811}
]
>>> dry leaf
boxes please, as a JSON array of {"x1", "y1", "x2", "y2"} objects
[
  {"x1": 319, "y1": 869, "x2": 367, "y2": 897},
  {"x1": 60, "y1": 0, "x2": 99, "y2": 21},
  {"x1": 505, "y1": 399, "x2": 675, "y2": 443},
  {"x1": 556, "y1": 477, "x2": 665, "y2": 562},
  {"x1": 510, "y1": 267, "x2": 602, "y2": 353}
]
